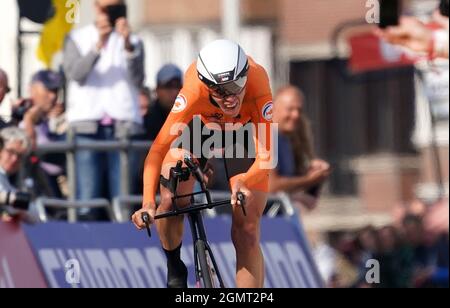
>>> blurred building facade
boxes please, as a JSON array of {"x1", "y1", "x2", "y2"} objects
[
  {"x1": 137, "y1": 0, "x2": 276, "y2": 89},
  {"x1": 136, "y1": 0, "x2": 448, "y2": 230},
  {"x1": 277, "y1": 0, "x2": 448, "y2": 231}
]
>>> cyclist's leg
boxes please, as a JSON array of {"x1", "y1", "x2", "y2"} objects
[
  {"x1": 231, "y1": 189, "x2": 268, "y2": 288},
  {"x1": 223, "y1": 140, "x2": 269, "y2": 288},
  {"x1": 156, "y1": 148, "x2": 198, "y2": 250},
  {"x1": 156, "y1": 148, "x2": 200, "y2": 288}
]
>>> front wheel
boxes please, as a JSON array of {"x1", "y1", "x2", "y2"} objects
[{"x1": 196, "y1": 240, "x2": 214, "y2": 288}]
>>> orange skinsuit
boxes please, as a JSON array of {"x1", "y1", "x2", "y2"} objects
[{"x1": 142, "y1": 57, "x2": 274, "y2": 206}]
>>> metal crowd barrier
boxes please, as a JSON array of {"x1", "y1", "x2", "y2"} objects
[
  {"x1": 31, "y1": 130, "x2": 297, "y2": 223},
  {"x1": 34, "y1": 192, "x2": 297, "y2": 223},
  {"x1": 35, "y1": 198, "x2": 114, "y2": 223},
  {"x1": 35, "y1": 130, "x2": 152, "y2": 199},
  {"x1": 28, "y1": 129, "x2": 151, "y2": 222}
]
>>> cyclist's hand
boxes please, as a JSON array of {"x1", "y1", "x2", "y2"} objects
[
  {"x1": 132, "y1": 206, "x2": 156, "y2": 230},
  {"x1": 231, "y1": 179, "x2": 252, "y2": 206}
]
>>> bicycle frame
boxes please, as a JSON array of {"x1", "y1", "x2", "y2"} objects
[
  {"x1": 187, "y1": 210, "x2": 225, "y2": 288},
  {"x1": 142, "y1": 156, "x2": 246, "y2": 288}
]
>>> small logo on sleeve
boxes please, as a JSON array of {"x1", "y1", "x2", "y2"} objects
[
  {"x1": 172, "y1": 95, "x2": 188, "y2": 113},
  {"x1": 262, "y1": 102, "x2": 274, "y2": 121}
]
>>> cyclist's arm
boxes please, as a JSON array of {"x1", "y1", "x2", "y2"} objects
[
  {"x1": 142, "y1": 91, "x2": 197, "y2": 207},
  {"x1": 230, "y1": 94, "x2": 274, "y2": 190}
]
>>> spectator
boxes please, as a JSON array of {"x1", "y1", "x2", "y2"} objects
[
  {"x1": 403, "y1": 215, "x2": 430, "y2": 267},
  {"x1": 375, "y1": 12, "x2": 449, "y2": 59},
  {"x1": 12, "y1": 70, "x2": 66, "y2": 199},
  {"x1": 376, "y1": 11, "x2": 449, "y2": 283},
  {"x1": 129, "y1": 86, "x2": 151, "y2": 196},
  {"x1": 354, "y1": 226, "x2": 379, "y2": 286},
  {"x1": 425, "y1": 231, "x2": 450, "y2": 288},
  {"x1": 409, "y1": 209, "x2": 450, "y2": 288},
  {"x1": 141, "y1": 64, "x2": 183, "y2": 141},
  {"x1": 0, "y1": 68, "x2": 12, "y2": 129},
  {"x1": 309, "y1": 231, "x2": 340, "y2": 287},
  {"x1": 63, "y1": 0, "x2": 145, "y2": 219},
  {"x1": 269, "y1": 86, "x2": 331, "y2": 210},
  {"x1": 315, "y1": 219, "x2": 448, "y2": 288},
  {"x1": 138, "y1": 86, "x2": 152, "y2": 118},
  {"x1": 14, "y1": 70, "x2": 64, "y2": 148},
  {"x1": 356, "y1": 226, "x2": 379, "y2": 260},
  {"x1": 0, "y1": 127, "x2": 32, "y2": 222},
  {"x1": 374, "y1": 226, "x2": 414, "y2": 288},
  {"x1": 326, "y1": 231, "x2": 360, "y2": 288},
  {"x1": 401, "y1": 215, "x2": 435, "y2": 288},
  {"x1": 424, "y1": 199, "x2": 449, "y2": 239},
  {"x1": 130, "y1": 65, "x2": 183, "y2": 195}
]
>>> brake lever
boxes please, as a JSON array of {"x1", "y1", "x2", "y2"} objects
[
  {"x1": 237, "y1": 192, "x2": 247, "y2": 217},
  {"x1": 141, "y1": 213, "x2": 152, "y2": 238},
  {"x1": 184, "y1": 156, "x2": 204, "y2": 184}
]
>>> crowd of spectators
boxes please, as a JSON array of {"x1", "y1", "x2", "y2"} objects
[{"x1": 312, "y1": 202, "x2": 449, "y2": 288}]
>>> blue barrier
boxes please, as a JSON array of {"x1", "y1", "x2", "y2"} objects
[{"x1": 23, "y1": 217, "x2": 323, "y2": 288}]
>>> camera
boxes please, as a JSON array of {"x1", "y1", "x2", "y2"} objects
[
  {"x1": 379, "y1": 0, "x2": 401, "y2": 29},
  {"x1": 11, "y1": 99, "x2": 33, "y2": 122},
  {"x1": 105, "y1": 4, "x2": 127, "y2": 27},
  {"x1": 307, "y1": 184, "x2": 323, "y2": 199},
  {"x1": 441, "y1": 0, "x2": 449, "y2": 17},
  {"x1": 379, "y1": 0, "x2": 449, "y2": 29},
  {"x1": 0, "y1": 191, "x2": 31, "y2": 211}
]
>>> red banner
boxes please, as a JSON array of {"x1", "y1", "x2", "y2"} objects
[
  {"x1": 0, "y1": 222, "x2": 47, "y2": 288},
  {"x1": 349, "y1": 32, "x2": 416, "y2": 73}
]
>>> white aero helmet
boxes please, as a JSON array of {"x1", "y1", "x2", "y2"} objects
[{"x1": 197, "y1": 39, "x2": 249, "y2": 97}]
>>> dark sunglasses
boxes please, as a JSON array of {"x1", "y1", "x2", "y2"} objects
[{"x1": 208, "y1": 76, "x2": 247, "y2": 99}]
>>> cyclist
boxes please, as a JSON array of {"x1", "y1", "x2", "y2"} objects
[{"x1": 132, "y1": 40, "x2": 275, "y2": 288}]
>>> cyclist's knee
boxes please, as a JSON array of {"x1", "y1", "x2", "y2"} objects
[
  {"x1": 158, "y1": 187, "x2": 192, "y2": 212},
  {"x1": 232, "y1": 222, "x2": 260, "y2": 250},
  {"x1": 161, "y1": 148, "x2": 198, "y2": 176},
  {"x1": 158, "y1": 194, "x2": 175, "y2": 212}
]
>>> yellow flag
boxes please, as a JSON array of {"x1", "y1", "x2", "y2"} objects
[{"x1": 37, "y1": 0, "x2": 78, "y2": 68}]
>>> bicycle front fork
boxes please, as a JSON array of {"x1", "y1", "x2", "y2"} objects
[{"x1": 188, "y1": 212, "x2": 225, "y2": 288}]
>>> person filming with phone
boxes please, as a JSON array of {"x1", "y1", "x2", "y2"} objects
[
  {"x1": 375, "y1": 0, "x2": 449, "y2": 60},
  {"x1": 375, "y1": 0, "x2": 449, "y2": 250},
  {"x1": 63, "y1": 0, "x2": 145, "y2": 220}
]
